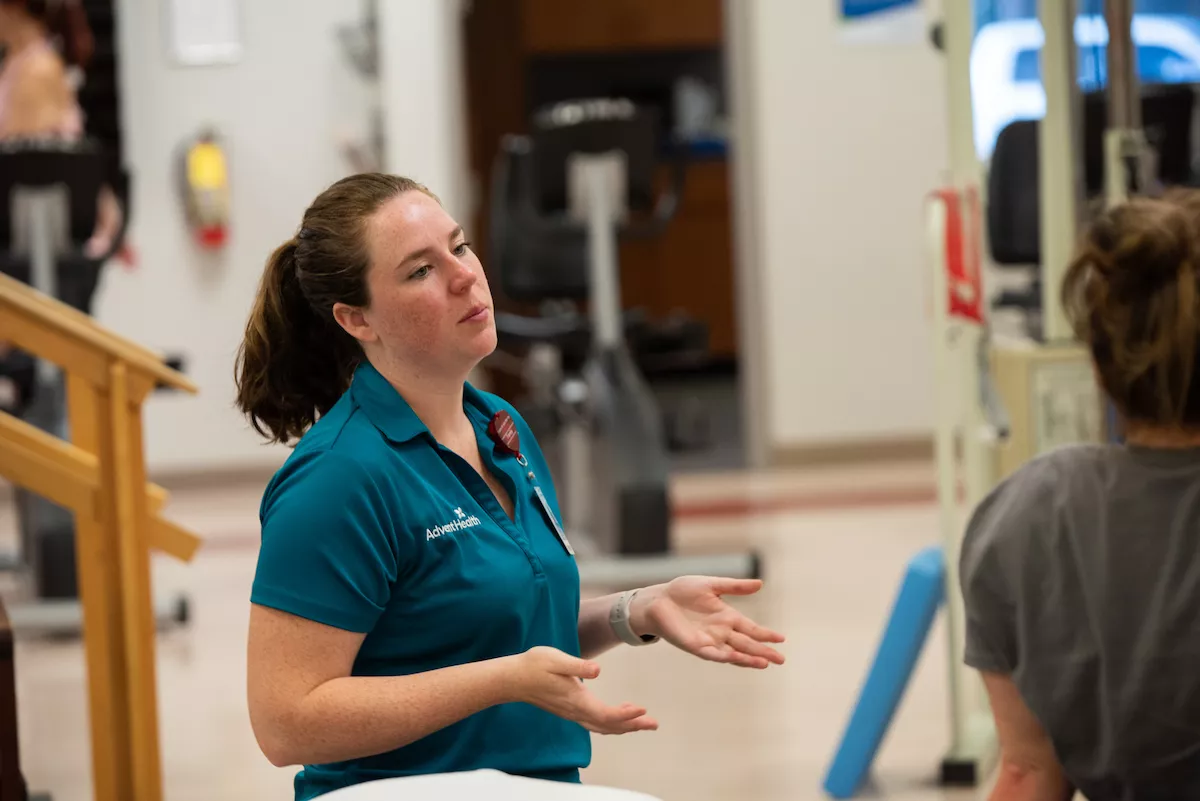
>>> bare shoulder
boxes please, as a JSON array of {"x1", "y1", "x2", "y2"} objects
[{"x1": 11, "y1": 47, "x2": 69, "y2": 93}]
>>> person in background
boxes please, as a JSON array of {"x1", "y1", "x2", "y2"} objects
[
  {"x1": 0, "y1": 0, "x2": 120, "y2": 259},
  {"x1": 234, "y1": 173, "x2": 786, "y2": 800},
  {"x1": 960, "y1": 188, "x2": 1200, "y2": 800}
]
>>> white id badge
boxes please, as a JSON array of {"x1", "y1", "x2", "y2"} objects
[{"x1": 534, "y1": 486, "x2": 574, "y2": 556}]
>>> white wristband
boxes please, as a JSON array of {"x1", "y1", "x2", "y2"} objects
[{"x1": 609, "y1": 589, "x2": 659, "y2": 646}]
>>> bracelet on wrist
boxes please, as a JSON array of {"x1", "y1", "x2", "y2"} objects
[{"x1": 609, "y1": 589, "x2": 659, "y2": 646}]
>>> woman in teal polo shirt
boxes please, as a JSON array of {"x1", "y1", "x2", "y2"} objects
[{"x1": 233, "y1": 173, "x2": 785, "y2": 800}]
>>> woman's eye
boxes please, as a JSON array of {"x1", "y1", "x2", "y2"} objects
[
  {"x1": 454, "y1": 241, "x2": 471, "y2": 256},
  {"x1": 410, "y1": 265, "x2": 431, "y2": 279}
]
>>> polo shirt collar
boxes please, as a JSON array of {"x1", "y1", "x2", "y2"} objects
[{"x1": 349, "y1": 360, "x2": 500, "y2": 445}]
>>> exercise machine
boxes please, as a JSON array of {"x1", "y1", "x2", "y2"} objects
[
  {"x1": 0, "y1": 138, "x2": 190, "y2": 637},
  {"x1": 824, "y1": 1, "x2": 1186, "y2": 795},
  {"x1": 487, "y1": 98, "x2": 760, "y2": 586}
]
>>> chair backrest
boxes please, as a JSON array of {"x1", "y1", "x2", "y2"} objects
[
  {"x1": 489, "y1": 134, "x2": 591, "y2": 302},
  {"x1": 528, "y1": 98, "x2": 659, "y2": 215},
  {"x1": 987, "y1": 118, "x2": 1041, "y2": 266},
  {"x1": 488, "y1": 98, "x2": 672, "y2": 304},
  {"x1": 987, "y1": 85, "x2": 1196, "y2": 267}
]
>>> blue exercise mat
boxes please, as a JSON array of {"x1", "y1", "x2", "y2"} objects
[{"x1": 822, "y1": 545, "x2": 946, "y2": 799}]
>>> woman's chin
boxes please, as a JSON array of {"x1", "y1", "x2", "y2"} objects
[{"x1": 463, "y1": 326, "x2": 498, "y2": 361}]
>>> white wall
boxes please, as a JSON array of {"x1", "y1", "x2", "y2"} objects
[
  {"x1": 96, "y1": 0, "x2": 464, "y2": 475},
  {"x1": 96, "y1": 0, "x2": 940, "y2": 472},
  {"x1": 736, "y1": 0, "x2": 948, "y2": 452}
]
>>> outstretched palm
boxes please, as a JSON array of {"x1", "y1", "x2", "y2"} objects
[{"x1": 640, "y1": 577, "x2": 785, "y2": 669}]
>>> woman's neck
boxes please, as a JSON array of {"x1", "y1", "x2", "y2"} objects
[
  {"x1": 373, "y1": 358, "x2": 473, "y2": 444},
  {"x1": 1122, "y1": 422, "x2": 1200, "y2": 449}
]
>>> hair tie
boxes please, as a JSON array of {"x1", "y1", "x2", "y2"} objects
[{"x1": 297, "y1": 227, "x2": 315, "y2": 241}]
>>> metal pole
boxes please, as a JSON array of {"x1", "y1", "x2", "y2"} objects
[
  {"x1": 572, "y1": 152, "x2": 625, "y2": 352},
  {"x1": 1039, "y1": 0, "x2": 1085, "y2": 343},
  {"x1": 1104, "y1": 0, "x2": 1146, "y2": 206}
]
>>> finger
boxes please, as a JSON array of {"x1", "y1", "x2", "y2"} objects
[
  {"x1": 710, "y1": 578, "x2": 764, "y2": 597},
  {"x1": 727, "y1": 631, "x2": 785, "y2": 666},
  {"x1": 691, "y1": 642, "x2": 742, "y2": 665},
  {"x1": 591, "y1": 714, "x2": 659, "y2": 735},
  {"x1": 554, "y1": 655, "x2": 601, "y2": 680},
  {"x1": 732, "y1": 616, "x2": 787, "y2": 645},
  {"x1": 581, "y1": 701, "x2": 659, "y2": 734},
  {"x1": 574, "y1": 687, "x2": 648, "y2": 722},
  {"x1": 578, "y1": 696, "x2": 657, "y2": 734}
]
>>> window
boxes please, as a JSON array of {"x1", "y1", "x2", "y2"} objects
[
  {"x1": 969, "y1": 0, "x2": 1200, "y2": 158},
  {"x1": 1011, "y1": 44, "x2": 1200, "y2": 86}
]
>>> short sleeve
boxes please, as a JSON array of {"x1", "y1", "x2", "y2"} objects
[
  {"x1": 958, "y1": 461, "x2": 1054, "y2": 674},
  {"x1": 251, "y1": 451, "x2": 399, "y2": 633}
]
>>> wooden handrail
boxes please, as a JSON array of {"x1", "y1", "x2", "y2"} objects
[
  {"x1": 0, "y1": 414, "x2": 201, "y2": 562},
  {"x1": 0, "y1": 271, "x2": 197, "y2": 393},
  {"x1": 0, "y1": 270, "x2": 203, "y2": 801}
]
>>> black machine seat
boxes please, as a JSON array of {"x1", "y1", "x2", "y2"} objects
[
  {"x1": 0, "y1": 138, "x2": 130, "y2": 313},
  {"x1": 987, "y1": 84, "x2": 1196, "y2": 268},
  {"x1": 0, "y1": 139, "x2": 129, "y2": 418}
]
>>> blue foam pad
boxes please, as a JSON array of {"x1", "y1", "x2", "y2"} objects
[{"x1": 822, "y1": 545, "x2": 946, "y2": 799}]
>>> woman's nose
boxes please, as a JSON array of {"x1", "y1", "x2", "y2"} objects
[{"x1": 448, "y1": 258, "x2": 477, "y2": 293}]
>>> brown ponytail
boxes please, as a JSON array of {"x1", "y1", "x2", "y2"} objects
[
  {"x1": 1062, "y1": 188, "x2": 1200, "y2": 428},
  {"x1": 234, "y1": 173, "x2": 437, "y2": 444}
]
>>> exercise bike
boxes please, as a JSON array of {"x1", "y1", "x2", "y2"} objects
[{"x1": 488, "y1": 98, "x2": 760, "y2": 587}]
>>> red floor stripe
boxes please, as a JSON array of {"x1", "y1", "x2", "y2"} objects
[
  {"x1": 673, "y1": 484, "x2": 938, "y2": 519},
  {"x1": 196, "y1": 484, "x2": 941, "y2": 554}
]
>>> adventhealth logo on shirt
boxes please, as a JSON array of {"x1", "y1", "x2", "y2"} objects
[{"x1": 426, "y1": 507, "x2": 483, "y2": 541}]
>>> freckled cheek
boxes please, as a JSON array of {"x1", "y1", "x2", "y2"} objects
[{"x1": 375, "y1": 298, "x2": 447, "y2": 357}]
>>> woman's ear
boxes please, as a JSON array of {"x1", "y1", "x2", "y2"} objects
[{"x1": 332, "y1": 302, "x2": 377, "y2": 344}]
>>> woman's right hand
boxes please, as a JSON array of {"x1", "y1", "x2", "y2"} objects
[{"x1": 507, "y1": 646, "x2": 658, "y2": 735}]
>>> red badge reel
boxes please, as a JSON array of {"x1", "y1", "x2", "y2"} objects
[
  {"x1": 488, "y1": 411, "x2": 527, "y2": 466},
  {"x1": 489, "y1": 411, "x2": 573, "y2": 554}
]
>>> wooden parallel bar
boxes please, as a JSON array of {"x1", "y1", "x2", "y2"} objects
[
  {"x1": 0, "y1": 417, "x2": 99, "y2": 518},
  {"x1": 67, "y1": 372, "x2": 131, "y2": 801},
  {"x1": 0, "y1": 272, "x2": 197, "y2": 393},
  {"x1": 0, "y1": 412, "x2": 199, "y2": 561},
  {"x1": 150, "y1": 516, "x2": 202, "y2": 563},
  {"x1": 2, "y1": 273, "x2": 203, "y2": 801},
  {"x1": 0, "y1": 311, "x2": 110, "y2": 388},
  {"x1": 0, "y1": 408, "x2": 100, "y2": 484},
  {"x1": 109, "y1": 362, "x2": 164, "y2": 801}
]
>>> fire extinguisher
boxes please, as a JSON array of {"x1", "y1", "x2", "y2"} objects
[{"x1": 179, "y1": 128, "x2": 230, "y2": 249}]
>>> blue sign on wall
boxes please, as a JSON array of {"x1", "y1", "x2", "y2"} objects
[{"x1": 841, "y1": 0, "x2": 919, "y2": 18}]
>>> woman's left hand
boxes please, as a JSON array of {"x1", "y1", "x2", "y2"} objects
[{"x1": 632, "y1": 577, "x2": 785, "y2": 669}]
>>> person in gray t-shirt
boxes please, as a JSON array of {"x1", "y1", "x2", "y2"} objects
[{"x1": 960, "y1": 189, "x2": 1200, "y2": 801}]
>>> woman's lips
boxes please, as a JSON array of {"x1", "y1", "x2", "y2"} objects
[{"x1": 460, "y1": 305, "x2": 489, "y2": 323}]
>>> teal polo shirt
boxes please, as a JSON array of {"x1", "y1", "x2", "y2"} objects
[{"x1": 250, "y1": 360, "x2": 590, "y2": 800}]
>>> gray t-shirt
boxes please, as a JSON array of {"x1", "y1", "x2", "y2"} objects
[{"x1": 960, "y1": 443, "x2": 1200, "y2": 800}]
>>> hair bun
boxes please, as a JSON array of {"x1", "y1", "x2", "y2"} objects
[{"x1": 1092, "y1": 195, "x2": 1199, "y2": 292}]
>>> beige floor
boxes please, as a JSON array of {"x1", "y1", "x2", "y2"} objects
[{"x1": 3, "y1": 461, "x2": 993, "y2": 801}]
